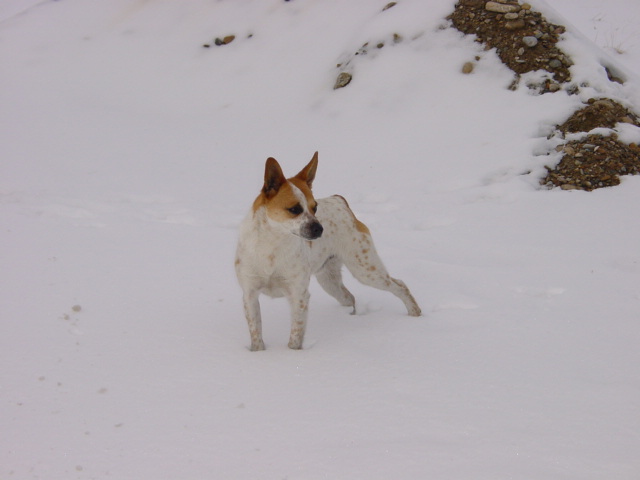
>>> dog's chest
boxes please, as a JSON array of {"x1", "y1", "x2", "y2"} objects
[{"x1": 237, "y1": 227, "x2": 330, "y2": 292}]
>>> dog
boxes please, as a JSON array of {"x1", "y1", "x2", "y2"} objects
[{"x1": 234, "y1": 152, "x2": 421, "y2": 351}]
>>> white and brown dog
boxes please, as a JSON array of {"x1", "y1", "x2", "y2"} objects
[{"x1": 235, "y1": 152, "x2": 421, "y2": 351}]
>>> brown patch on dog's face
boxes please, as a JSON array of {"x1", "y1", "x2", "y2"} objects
[
  {"x1": 289, "y1": 177, "x2": 318, "y2": 213},
  {"x1": 264, "y1": 181, "x2": 307, "y2": 222},
  {"x1": 252, "y1": 154, "x2": 323, "y2": 239},
  {"x1": 261, "y1": 181, "x2": 323, "y2": 239}
]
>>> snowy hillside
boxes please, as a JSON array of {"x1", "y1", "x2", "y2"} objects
[{"x1": 2, "y1": 0, "x2": 640, "y2": 479}]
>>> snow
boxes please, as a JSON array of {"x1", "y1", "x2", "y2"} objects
[{"x1": 1, "y1": 0, "x2": 639, "y2": 479}]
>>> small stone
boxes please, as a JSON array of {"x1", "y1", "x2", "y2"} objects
[
  {"x1": 334, "y1": 72, "x2": 352, "y2": 90},
  {"x1": 548, "y1": 59, "x2": 562, "y2": 68},
  {"x1": 521, "y1": 3, "x2": 532, "y2": 9},
  {"x1": 462, "y1": 62, "x2": 474, "y2": 74},
  {"x1": 522, "y1": 36, "x2": 538, "y2": 47},
  {"x1": 485, "y1": 2, "x2": 520, "y2": 13},
  {"x1": 504, "y1": 19, "x2": 525, "y2": 30},
  {"x1": 215, "y1": 35, "x2": 235, "y2": 46},
  {"x1": 72, "y1": 305, "x2": 82, "y2": 313},
  {"x1": 504, "y1": 12, "x2": 519, "y2": 20},
  {"x1": 382, "y1": 2, "x2": 397, "y2": 11}
]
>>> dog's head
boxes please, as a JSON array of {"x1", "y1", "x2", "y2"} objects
[{"x1": 254, "y1": 152, "x2": 323, "y2": 240}]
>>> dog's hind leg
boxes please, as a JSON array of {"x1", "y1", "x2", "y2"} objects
[
  {"x1": 315, "y1": 256, "x2": 356, "y2": 313},
  {"x1": 344, "y1": 238, "x2": 422, "y2": 317}
]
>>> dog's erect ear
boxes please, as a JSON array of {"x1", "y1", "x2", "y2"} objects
[
  {"x1": 294, "y1": 151, "x2": 318, "y2": 188},
  {"x1": 263, "y1": 157, "x2": 287, "y2": 198}
]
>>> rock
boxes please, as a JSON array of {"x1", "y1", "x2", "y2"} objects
[
  {"x1": 214, "y1": 35, "x2": 235, "y2": 46},
  {"x1": 334, "y1": 72, "x2": 352, "y2": 89},
  {"x1": 504, "y1": 19, "x2": 525, "y2": 30},
  {"x1": 462, "y1": 62, "x2": 474, "y2": 74},
  {"x1": 382, "y1": 2, "x2": 397, "y2": 11},
  {"x1": 548, "y1": 82, "x2": 561, "y2": 92},
  {"x1": 504, "y1": 12, "x2": 519, "y2": 20},
  {"x1": 522, "y1": 36, "x2": 538, "y2": 47},
  {"x1": 485, "y1": 2, "x2": 520, "y2": 13},
  {"x1": 548, "y1": 59, "x2": 562, "y2": 68}
]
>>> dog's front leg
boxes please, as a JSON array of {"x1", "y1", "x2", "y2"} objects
[
  {"x1": 242, "y1": 290, "x2": 265, "y2": 351},
  {"x1": 287, "y1": 287, "x2": 310, "y2": 350}
]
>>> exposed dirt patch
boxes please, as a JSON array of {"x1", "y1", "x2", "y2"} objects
[
  {"x1": 449, "y1": 0, "x2": 571, "y2": 89},
  {"x1": 449, "y1": 0, "x2": 640, "y2": 190},
  {"x1": 556, "y1": 98, "x2": 640, "y2": 134},
  {"x1": 543, "y1": 135, "x2": 640, "y2": 190},
  {"x1": 543, "y1": 99, "x2": 640, "y2": 190}
]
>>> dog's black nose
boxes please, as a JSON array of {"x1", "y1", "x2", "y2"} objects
[{"x1": 306, "y1": 221, "x2": 323, "y2": 240}]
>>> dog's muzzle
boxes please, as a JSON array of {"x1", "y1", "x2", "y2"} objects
[{"x1": 302, "y1": 221, "x2": 323, "y2": 240}]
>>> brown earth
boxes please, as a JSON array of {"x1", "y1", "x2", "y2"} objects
[
  {"x1": 544, "y1": 135, "x2": 640, "y2": 190},
  {"x1": 449, "y1": 0, "x2": 640, "y2": 190},
  {"x1": 556, "y1": 98, "x2": 640, "y2": 134},
  {"x1": 449, "y1": 0, "x2": 571, "y2": 88}
]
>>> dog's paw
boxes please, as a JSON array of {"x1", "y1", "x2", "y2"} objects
[{"x1": 249, "y1": 341, "x2": 265, "y2": 352}]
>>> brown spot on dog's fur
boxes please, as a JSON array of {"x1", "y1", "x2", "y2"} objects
[
  {"x1": 289, "y1": 177, "x2": 317, "y2": 211},
  {"x1": 333, "y1": 194, "x2": 371, "y2": 234},
  {"x1": 355, "y1": 219, "x2": 370, "y2": 234}
]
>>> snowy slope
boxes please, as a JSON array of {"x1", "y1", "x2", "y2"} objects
[{"x1": 2, "y1": 1, "x2": 640, "y2": 479}]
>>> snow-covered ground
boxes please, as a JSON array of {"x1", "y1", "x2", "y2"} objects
[{"x1": 2, "y1": 0, "x2": 639, "y2": 478}]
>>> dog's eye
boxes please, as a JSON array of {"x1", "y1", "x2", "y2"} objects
[
  {"x1": 288, "y1": 204, "x2": 303, "y2": 215},
  {"x1": 311, "y1": 204, "x2": 318, "y2": 214}
]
